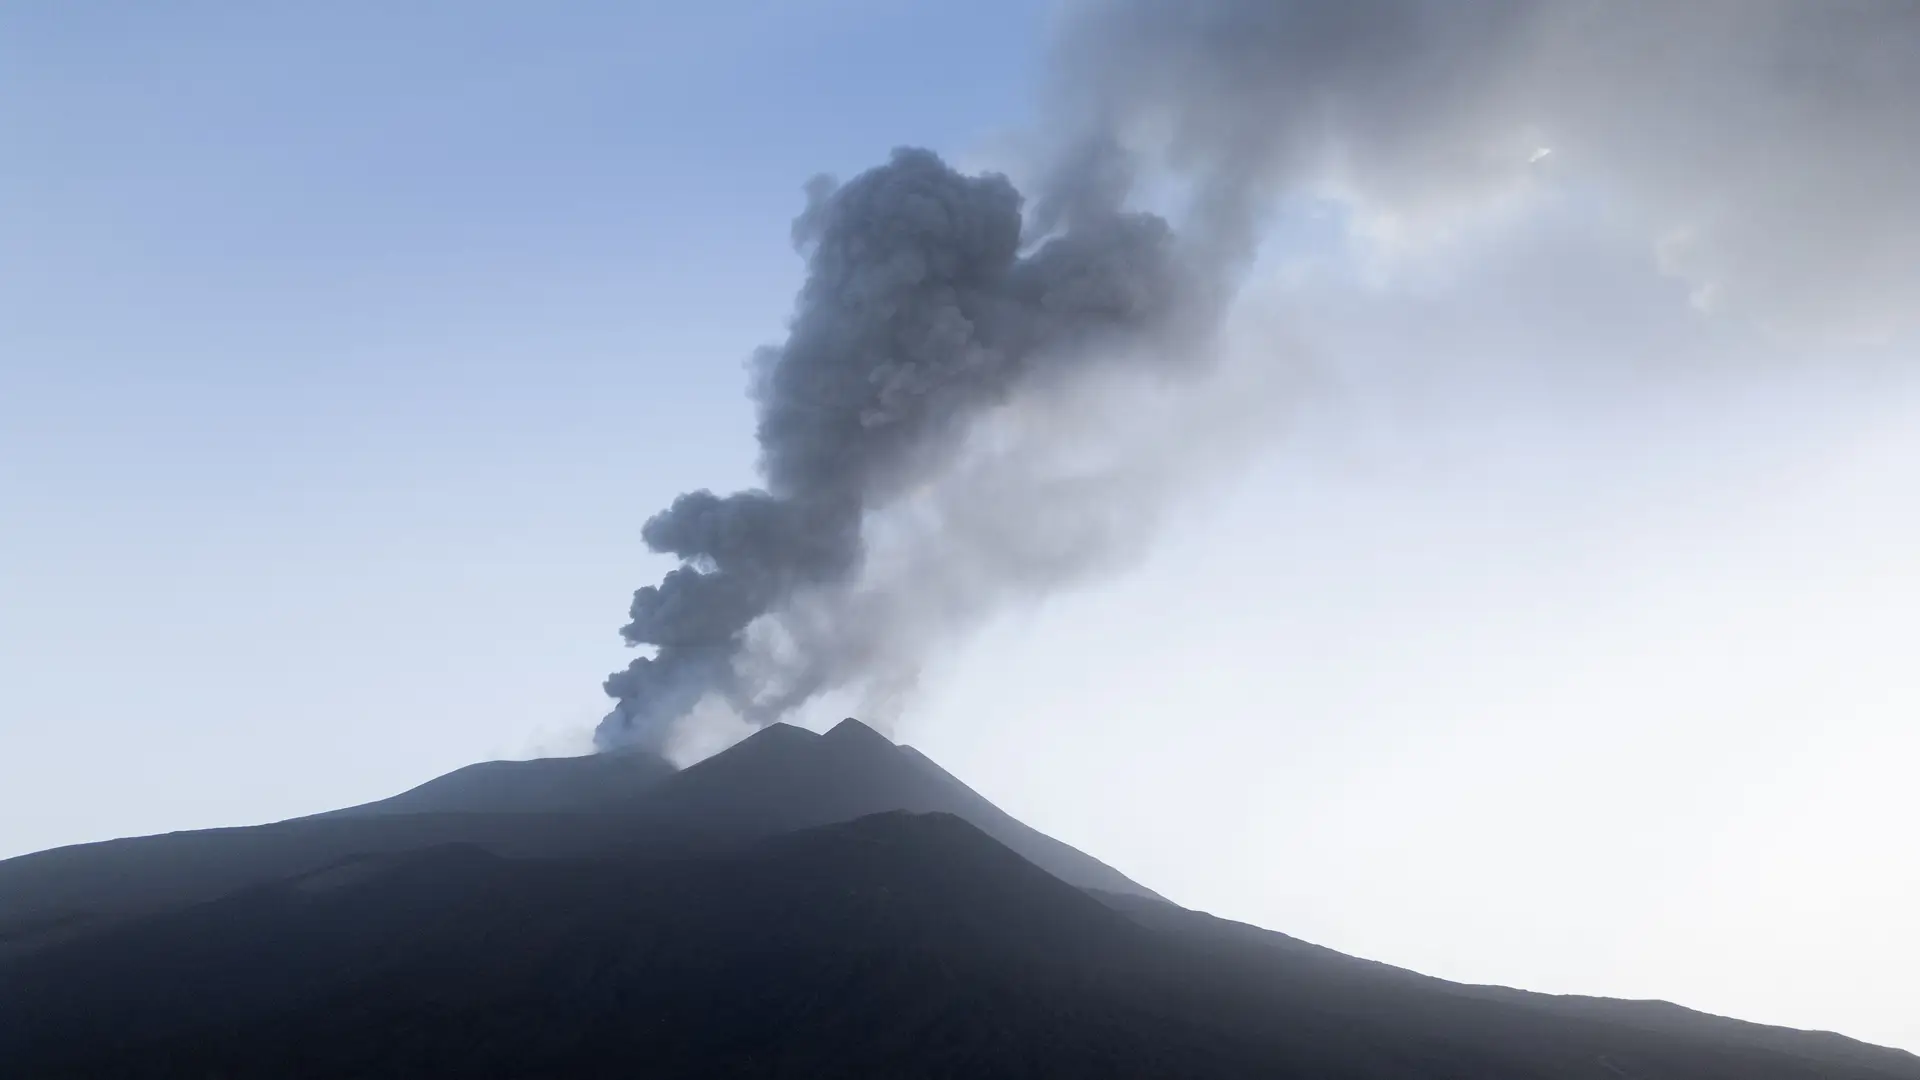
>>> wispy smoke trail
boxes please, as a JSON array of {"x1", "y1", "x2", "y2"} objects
[
  {"x1": 600, "y1": 1, "x2": 1920, "y2": 751},
  {"x1": 1050, "y1": 0, "x2": 1920, "y2": 339}
]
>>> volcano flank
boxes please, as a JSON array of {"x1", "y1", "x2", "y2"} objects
[{"x1": 1, "y1": 721, "x2": 1912, "y2": 1078}]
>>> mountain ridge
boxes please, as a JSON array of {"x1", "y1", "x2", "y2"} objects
[
  {"x1": 0, "y1": 718, "x2": 1157, "y2": 949},
  {"x1": 2, "y1": 719, "x2": 1912, "y2": 1076},
  {"x1": 314, "y1": 747, "x2": 678, "y2": 818},
  {"x1": 5, "y1": 810, "x2": 1912, "y2": 1078}
]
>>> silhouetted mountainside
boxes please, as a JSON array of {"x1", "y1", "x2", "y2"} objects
[
  {"x1": 625, "y1": 718, "x2": 1158, "y2": 899},
  {"x1": 0, "y1": 720, "x2": 1152, "y2": 952},
  {"x1": 319, "y1": 747, "x2": 677, "y2": 817},
  {"x1": 0, "y1": 810, "x2": 611, "y2": 959},
  {"x1": 4, "y1": 811, "x2": 1913, "y2": 1079},
  {"x1": 1092, "y1": 890, "x2": 1917, "y2": 1077}
]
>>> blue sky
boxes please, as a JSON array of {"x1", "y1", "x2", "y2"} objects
[
  {"x1": 2, "y1": 0, "x2": 1044, "y2": 829},
  {"x1": 5, "y1": 1, "x2": 1918, "y2": 1054}
]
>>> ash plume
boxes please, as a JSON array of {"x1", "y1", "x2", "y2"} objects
[
  {"x1": 598, "y1": 148, "x2": 1206, "y2": 750},
  {"x1": 601, "y1": 1, "x2": 1920, "y2": 751}
]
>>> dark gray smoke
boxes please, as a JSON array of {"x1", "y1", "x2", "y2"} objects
[
  {"x1": 598, "y1": 148, "x2": 1201, "y2": 749},
  {"x1": 601, "y1": 1, "x2": 1920, "y2": 751}
]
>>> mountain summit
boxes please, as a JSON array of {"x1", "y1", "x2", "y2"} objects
[
  {"x1": 2, "y1": 721, "x2": 1914, "y2": 1078},
  {"x1": 625, "y1": 718, "x2": 1158, "y2": 899},
  {"x1": 0, "y1": 718, "x2": 1151, "y2": 950}
]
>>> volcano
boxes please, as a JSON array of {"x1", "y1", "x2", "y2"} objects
[
  {"x1": 1, "y1": 721, "x2": 1913, "y2": 1078},
  {"x1": 0, "y1": 718, "x2": 1149, "y2": 952}
]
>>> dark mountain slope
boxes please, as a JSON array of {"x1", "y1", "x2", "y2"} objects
[
  {"x1": 0, "y1": 810, "x2": 637, "y2": 955},
  {"x1": 0, "y1": 745, "x2": 674, "y2": 949},
  {"x1": 621, "y1": 718, "x2": 1158, "y2": 898},
  {"x1": 893, "y1": 738, "x2": 1161, "y2": 898},
  {"x1": 1096, "y1": 890, "x2": 1917, "y2": 1077},
  {"x1": 5, "y1": 812, "x2": 1913, "y2": 1080},
  {"x1": 0, "y1": 720, "x2": 1152, "y2": 946},
  {"x1": 317, "y1": 747, "x2": 677, "y2": 817}
]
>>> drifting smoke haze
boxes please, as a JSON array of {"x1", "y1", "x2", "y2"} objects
[
  {"x1": 600, "y1": 0, "x2": 1920, "y2": 753},
  {"x1": 1051, "y1": 0, "x2": 1920, "y2": 338}
]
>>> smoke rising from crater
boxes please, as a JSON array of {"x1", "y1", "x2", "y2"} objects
[
  {"x1": 598, "y1": 148, "x2": 1213, "y2": 749},
  {"x1": 600, "y1": 0, "x2": 1920, "y2": 751}
]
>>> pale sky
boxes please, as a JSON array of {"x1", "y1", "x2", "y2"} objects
[{"x1": 4, "y1": 1, "x2": 1916, "y2": 1054}]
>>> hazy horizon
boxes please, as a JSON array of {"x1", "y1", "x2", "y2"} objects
[{"x1": 4, "y1": 0, "x2": 1915, "y2": 1054}]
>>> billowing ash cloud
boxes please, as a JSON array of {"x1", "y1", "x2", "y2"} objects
[
  {"x1": 599, "y1": 148, "x2": 1203, "y2": 749},
  {"x1": 601, "y1": 1, "x2": 1919, "y2": 751},
  {"x1": 1049, "y1": 0, "x2": 1920, "y2": 339}
]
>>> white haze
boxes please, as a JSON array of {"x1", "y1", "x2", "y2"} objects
[
  {"x1": 4, "y1": 0, "x2": 1914, "y2": 1055},
  {"x1": 896, "y1": 180, "x2": 1920, "y2": 1051},
  {"x1": 635, "y1": 6, "x2": 1920, "y2": 1048}
]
